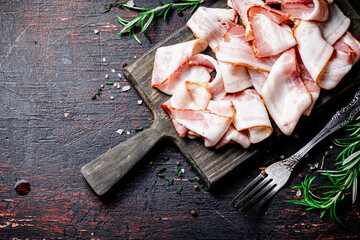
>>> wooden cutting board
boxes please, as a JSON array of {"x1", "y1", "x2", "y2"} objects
[{"x1": 81, "y1": 0, "x2": 360, "y2": 196}]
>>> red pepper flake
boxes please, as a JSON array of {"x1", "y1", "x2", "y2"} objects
[{"x1": 14, "y1": 180, "x2": 31, "y2": 196}]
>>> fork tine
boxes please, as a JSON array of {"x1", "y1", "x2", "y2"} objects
[
  {"x1": 245, "y1": 187, "x2": 280, "y2": 216},
  {"x1": 241, "y1": 181, "x2": 276, "y2": 210},
  {"x1": 232, "y1": 174, "x2": 264, "y2": 206},
  {"x1": 233, "y1": 176, "x2": 272, "y2": 208}
]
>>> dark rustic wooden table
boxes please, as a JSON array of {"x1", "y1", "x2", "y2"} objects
[{"x1": 1, "y1": 0, "x2": 359, "y2": 239}]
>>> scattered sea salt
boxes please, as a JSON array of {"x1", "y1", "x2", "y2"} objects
[
  {"x1": 181, "y1": 169, "x2": 185, "y2": 174},
  {"x1": 329, "y1": 145, "x2": 333, "y2": 149},
  {"x1": 280, "y1": 155, "x2": 284, "y2": 159},
  {"x1": 101, "y1": 84, "x2": 104, "y2": 88},
  {"x1": 126, "y1": 0, "x2": 135, "y2": 7},
  {"x1": 117, "y1": 84, "x2": 120, "y2": 89},
  {"x1": 122, "y1": 86, "x2": 131, "y2": 92},
  {"x1": 102, "y1": 57, "x2": 106, "y2": 62},
  {"x1": 111, "y1": 69, "x2": 116, "y2": 73},
  {"x1": 134, "y1": 56, "x2": 137, "y2": 59},
  {"x1": 118, "y1": 73, "x2": 122, "y2": 79},
  {"x1": 126, "y1": 131, "x2": 130, "y2": 135},
  {"x1": 296, "y1": 189, "x2": 302, "y2": 197},
  {"x1": 110, "y1": 96, "x2": 114, "y2": 100},
  {"x1": 105, "y1": 74, "x2": 109, "y2": 79},
  {"x1": 314, "y1": 163, "x2": 319, "y2": 169},
  {"x1": 117, "y1": 129, "x2": 124, "y2": 135},
  {"x1": 137, "y1": 100, "x2": 143, "y2": 105},
  {"x1": 94, "y1": 30, "x2": 99, "y2": 34}
]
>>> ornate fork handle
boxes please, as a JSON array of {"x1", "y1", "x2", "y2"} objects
[{"x1": 282, "y1": 87, "x2": 360, "y2": 171}]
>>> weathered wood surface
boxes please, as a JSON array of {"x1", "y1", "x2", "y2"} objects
[{"x1": 0, "y1": 0, "x2": 360, "y2": 239}]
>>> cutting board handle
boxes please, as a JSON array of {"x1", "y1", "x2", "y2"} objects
[{"x1": 81, "y1": 124, "x2": 164, "y2": 195}]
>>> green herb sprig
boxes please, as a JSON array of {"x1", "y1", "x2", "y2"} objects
[
  {"x1": 108, "y1": 0, "x2": 204, "y2": 44},
  {"x1": 289, "y1": 116, "x2": 360, "y2": 226}
]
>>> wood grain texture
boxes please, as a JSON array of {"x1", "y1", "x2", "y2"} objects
[{"x1": 0, "y1": 0, "x2": 359, "y2": 239}]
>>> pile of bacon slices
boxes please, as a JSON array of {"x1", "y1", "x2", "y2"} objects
[{"x1": 151, "y1": 0, "x2": 360, "y2": 149}]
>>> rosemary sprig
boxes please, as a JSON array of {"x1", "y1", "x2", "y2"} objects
[
  {"x1": 109, "y1": 0, "x2": 204, "y2": 44},
  {"x1": 289, "y1": 116, "x2": 360, "y2": 226}
]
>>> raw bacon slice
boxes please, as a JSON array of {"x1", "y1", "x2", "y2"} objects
[
  {"x1": 296, "y1": 50, "x2": 321, "y2": 116},
  {"x1": 226, "y1": 89, "x2": 273, "y2": 143},
  {"x1": 248, "y1": 11, "x2": 296, "y2": 57},
  {"x1": 170, "y1": 81, "x2": 212, "y2": 110},
  {"x1": 280, "y1": 0, "x2": 330, "y2": 21},
  {"x1": 218, "y1": 61, "x2": 252, "y2": 93},
  {"x1": 317, "y1": 3, "x2": 350, "y2": 45},
  {"x1": 262, "y1": 48, "x2": 312, "y2": 136},
  {"x1": 341, "y1": 31, "x2": 360, "y2": 64},
  {"x1": 294, "y1": 20, "x2": 334, "y2": 82},
  {"x1": 317, "y1": 39, "x2": 356, "y2": 90},
  {"x1": 207, "y1": 100, "x2": 235, "y2": 118},
  {"x1": 248, "y1": 68, "x2": 268, "y2": 95},
  {"x1": 216, "y1": 25, "x2": 279, "y2": 72},
  {"x1": 187, "y1": 7, "x2": 238, "y2": 51},
  {"x1": 215, "y1": 125, "x2": 251, "y2": 149},
  {"x1": 303, "y1": 79, "x2": 320, "y2": 116},
  {"x1": 162, "y1": 107, "x2": 233, "y2": 147},
  {"x1": 189, "y1": 54, "x2": 226, "y2": 100},
  {"x1": 152, "y1": 39, "x2": 208, "y2": 94}
]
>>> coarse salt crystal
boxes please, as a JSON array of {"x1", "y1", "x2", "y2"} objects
[
  {"x1": 122, "y1": 86, "x2": 131, "y2": 92},
  {"x1": 117, "y1": 129, "x2": 124, "y2": 135},
  {"x1": 280, "y1": 155, "x2": 284, "y2": 159},
  {"x1": 126, "y1": 0, "x2": 135, "y2": 7},
  {"x1": 126, "y1": 131, "x2": 130, "y2": 135},
  {"x1": 314, "y1": 163, "x2": 319, "y2": 168},
  {"x1": 134, "y1": 56, "x2": 137, "y2": 59},
  {"x1": 137, "y1": 100, "x2": 143, "y2": 105},
  {"x1": 111, "y1": 69, "x2": 116, "y2": 73},
  {"x1": 329, "y1": 145, "x2": 333, "y2": 149},
  {"x1": 117, "y1": 84, "x2": 120, "y2": 89},
  {"x1": 118, "y1": 73, "x2": 122, "y2": 79},
  {"x1": 181, "y1": 169, "x2": 185, "y2": 173},
  {"x1": 110, "y1": 96, "x2": 114, "y2": 100},
  {"x1": 94, "y1": 30, "x2": 99, "y2": 34},
  {"x1": 102, "y1": 57, "x2": 106, "y2": 62},
  {"x1": 296, "y1": 189, "x2": 302, "y2": 197},
  {"x1": 105, "y1": 74, "x2": 109, "y2": 79}
]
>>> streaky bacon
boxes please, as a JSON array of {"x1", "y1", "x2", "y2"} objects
[
  {"x1": 248, "y1": 68, "x2": 269, "y2": 96},
  {"x1": 152, "y1": 39, "x2": 208, "y2": 94},
  {"x1": 215, "y1": 125, "x2": 251, "y2": 149},
  {"x1": 162, "y1": 107, "x2": 233, "y2": 147},
  {"x1": 294, "y1": 20, "x2": 334, "y2": 82},
  {"x1": 216, "y1": 25, "x2": 280, "y2": 73},
  {"x1": 218, "y1": 61, "x2": 252, "y2": 93},
  {"x1": 317, "y1": 3, "x2": 350, "y2": 45},
  {"x1": 187, "y1": 7, "x2": 238, "y2": 51},
  {"x1": 341, "y1": 31, "x2": 360, "y2": 64},
  {"x1": 225, "y1": 89, "x2": 273, "y2": 143},
  {"x1": 262, "y1": 48, "x2": 312, "y2": 136},
  {"x1": 280, "y1": 0, "x2": 330, "y2": 21},
  {"x1": 296, "y1": 50, "x2": 321, "y2": 116},
  {"x1": 317, "y1": 39, "x2": 356, "y2": 89},
  {"x1": 189, "y1": 54, "x2": 226, "y2": 100}
]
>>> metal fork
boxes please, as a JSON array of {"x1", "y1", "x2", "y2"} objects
[{"x1": 233, "y1": 87, "x2": 360, "y2": 215}]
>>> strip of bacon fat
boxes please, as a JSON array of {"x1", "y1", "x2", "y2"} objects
[
  {"x1": 262, "y1": 48, "x2": 312, "y2": 136},
  {"x1": 294, "y1": 20, "x2": 334, "y2": 82},
  {"x1": 317, "y1": 39, "x2": 356, "y2": 90},
  {"x1": 341, "y1": 31, "x2": 360, "y2": 64},
  {"x1": 216, "y1": 25, "x2": 279, "y2": 73},
  {"x1": 280, "y1": 0, "x2": 330, "y2": 21},
  {"x1": 248, "y1": 10, "x2": 296, "y2": 57},
  {"x1": 218, "y1": 61, "x2": 252, "y2": 93},
  {"x1": 248, "y1": 69, "x2": 269, "y2": 96},
  {"x1": 317, "y1": 3, "x2": 350, "y2": 45},
  {"x1": 189, "y1": 54, "x2": 226, "y2": 100},
  {"x1": 225, "y1": 89, "x2": 273, "y2": 143},
  {"x1": 152, "y1": 39, "x2": 208, "y2": 94},
  {"x1": 163, "y1": 107, "x2": 233, "y2": 147},
  {"x1": 215, "y1": 126, "x2": 251, "y2": 149},
  {"x1": 187, "y1": 7, "x2": 238, "y2": 51}
]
